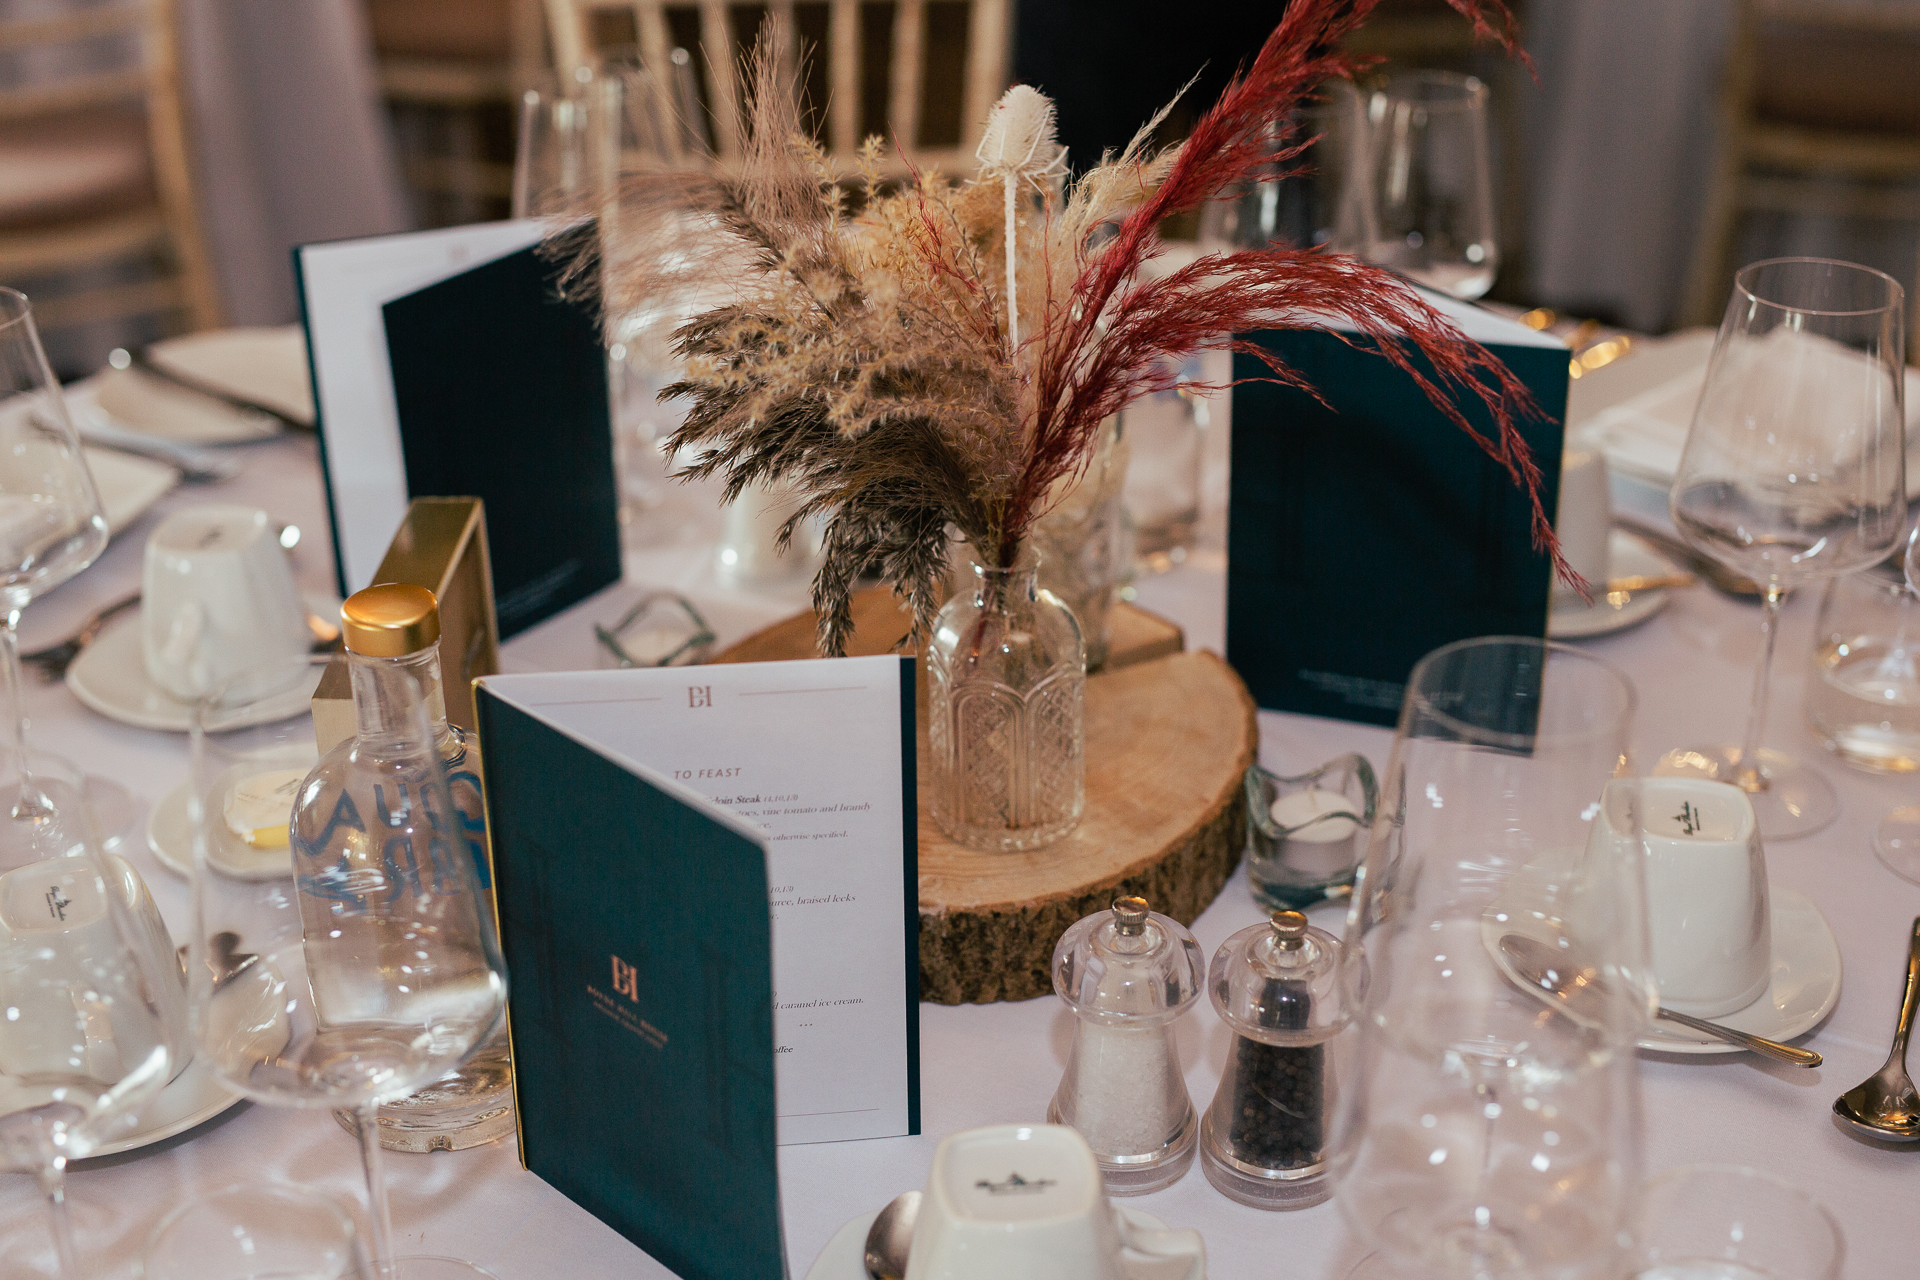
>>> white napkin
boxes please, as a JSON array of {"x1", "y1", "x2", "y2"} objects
[{"x1": 90, "y1": 326, "x2": 312, "y2": 444}]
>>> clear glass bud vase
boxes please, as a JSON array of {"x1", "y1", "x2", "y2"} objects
[{"x1": 927, "y1": 548, "x2": 1086, "y2": 851}]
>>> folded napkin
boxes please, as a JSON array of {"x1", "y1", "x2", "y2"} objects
[
  {"x1": 1574, "y1": 329, "x2": 1920, "y2": 496},
  {"x1": 91, "y1": 326, "x2": 312, "y2": 444}
]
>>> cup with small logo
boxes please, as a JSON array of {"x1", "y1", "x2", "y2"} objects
[
  {"x1": 142, "y1": 504, "x2": 310, "y2": 702},
  {"x1": 904, "y1": 1124, "x2": 1204, "y2": 1280}
]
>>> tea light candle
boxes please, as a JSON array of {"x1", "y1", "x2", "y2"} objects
[{"x1": 1268, "y1": 788, "x2": 1360, "y2": 878}]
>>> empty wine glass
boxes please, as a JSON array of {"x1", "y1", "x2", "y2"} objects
[
  {"x1": 1358, "y1": 71, "x2": 1499, "y2": 299},
  {"x1": 1873, "y1": 527, "x2": 1920, "y2": 881},
  {"x1": 0, "y1": 288, "x2": 134, "y2": 855},
  {"x1": 1658, "y1": 258, "x2": 1907, "y2": 840},
  {"x1": 189, "y1": 653, "x2": 506, "y2": 1279},
  {"x1": 1226, "y1": 81, "x2": 1377, "y2": 255},
  {"x1": 1332, "y1": 637, "x2": 1652, "y2": 1280},
  {"x1": 0, "y1": 752, "x2": 180, "y2": 1277}
]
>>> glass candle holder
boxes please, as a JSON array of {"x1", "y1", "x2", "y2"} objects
[{"x1": 1244, "y1": 754, "x2": 1378, "y2": 908}]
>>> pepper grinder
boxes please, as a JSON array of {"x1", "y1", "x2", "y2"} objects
[
  {"x1": 1200, "y1": 909, "x2": 1351, "y2": 1208},
  {"x1": 1048, "y1": 895, "x2": 1205, "y2": 1194}
]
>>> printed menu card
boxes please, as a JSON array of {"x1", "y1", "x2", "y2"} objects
[{"x1": 476, "y1": 657, "x2": 919, "y2": 1280}]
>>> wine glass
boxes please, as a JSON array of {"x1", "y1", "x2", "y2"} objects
[
  {"x1": 1658, "y1": 258, "x2": 1907, "y2": 840},
  {"x1": 0, "y1": 751, "x2": 179, "y2": 1277},
  {"x1": 0, "y1": 288, "x2": 135, "y2": 854},
  {"x1": 1357, "y1": 71, "x2": 1499, "y2": 299},
  {"x1": 1226, "y1": 81, "x2": 1377, "y2": 255},
  {"x1": 1331, "y1": 637, "x2": 1652, "y2": 1280},
  {"x1": 1873, "y1": 527, "x2": 1920, "y2": 880},
  {"x1": 189, "y1": 654, "x2": 506, "y2": 1279}
]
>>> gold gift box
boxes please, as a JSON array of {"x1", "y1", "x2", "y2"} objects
[{"x1": 312, "y1": 497, "x2": 500, "y2": 754}]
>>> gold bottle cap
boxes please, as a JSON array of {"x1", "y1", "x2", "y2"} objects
[
  {"x1": 341, "y1": 583, "x2": 441, "y2": 657},
  {"x1": 1270, "y1": 909, "x2": 1309, "y2": 949},
  {"x1": 1112, "y1": 895, "x2": 1151, "y2": 936}
]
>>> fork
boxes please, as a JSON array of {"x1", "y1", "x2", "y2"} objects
[{"x1": 21, "y1": 594, "x2": 138, "y2": 681}]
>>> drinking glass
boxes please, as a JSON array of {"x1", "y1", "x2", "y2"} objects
[
  {"x1": 1632, "y1": 1165, "x2": 1842, "y2": 1280},
  {"x1": 189, "y1": 653, "x2": 506, "y2": 1279},
  {"x1": 1331, "y1": 637, "x2": 1652, "y2": 1280},
  {"x1": 0, "y1": 288, "x2": 133, "y2": 854},
  {"x1": 145, "y1": 1181, "x2": 369, "y2": 1280},
  {"x1": 0, "y1": 752, "x2": 178, "y2": 1278},
  {"x1": 1659, "y1": 258, "x2": 1907, "y2": 840},
  {"x1": 1225, "y1": 81, "x2": 1377, "y2": 255},
  {"x1": 1357, "y1": 71, "x2": 1498, "y2": 299},
  {"x1": 1873, "y1": 526, "x2": 1920, "y2": 880}
]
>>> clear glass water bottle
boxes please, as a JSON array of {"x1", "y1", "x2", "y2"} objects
[
  {"x1": 1201, "y1": 909, "x2": 1351, "y2": 1208},
  {"x1": 1048, "y1": 896, "x2": 1204, "y2": 1194},
  {"x1": 926, "y1": 547, "x2": 1085, "y2": 852},
  {"x1": 303, "y1": 583, "x2": 514, "y2": 1152}
]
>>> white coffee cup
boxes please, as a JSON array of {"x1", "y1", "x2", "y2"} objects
[
  {"x1": 1556, "y1": 446, "x2": 1611, "y2": 601},
  {"x1": 142, "y1": 505, "x2": 309, "y2": 701},
  {"x1": 0, "y1": 851, "x2": 191, "y2": 1086},
  {"x1": 1587, "y1": 777, "x2": 1771, "y2": 1018},
  {"x1": 905, "y1": 1124, "x2": 1204, "y2": 1280}
]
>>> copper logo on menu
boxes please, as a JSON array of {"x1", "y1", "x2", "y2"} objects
[
  {"x1": 612, "y1": 955, "x2": 639, "y2": 1001},
  {"x1": 689, "y1": 686, "x2": 712, "y2": 708}
]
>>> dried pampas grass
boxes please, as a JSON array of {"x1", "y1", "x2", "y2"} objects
[{"x1": 588, "y1": 0, "x2": 1552, "y2": 655}]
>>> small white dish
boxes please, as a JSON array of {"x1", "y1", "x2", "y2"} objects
[
  {"x1": 1549, "y1": 530, "x2": 1675, "y2": 640},
  {"x1": 77, "y1": 1051, "x2": 245, "y2": 1160},
  {"x1": 1482, "y1": 860, "x2": 1840, "y2": 1057},
  {"x1": 1635, "y1": 884, "x2": 1841, "y2": 1055},
  {"x1": 147, "y1": 778, "x2": 301, "y2": 881},
  {"x1": 68, "y1": 591, "x2": 336, "y2": 733},
  {"x1": 804, "y1": 1206, "x2": 1196, "y2": 1280},
  {"x1": 82, "y1": 445, "x2": 179, "y2": 534}
]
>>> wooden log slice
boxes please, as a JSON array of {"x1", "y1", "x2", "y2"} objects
[
  {"x1": 713, "y1": 592, "x2": 1252, "y2": 1006},
  {"x1": 917, "y1": 650, "x2": 1255, "y2": 1004}
]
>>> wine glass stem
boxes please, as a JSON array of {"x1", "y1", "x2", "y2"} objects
[
  {"x1": 0, "y1": 607, "x2": 51, "y2": 821},
  {"x1": 1733, "y1": 586, "x2": 1786, "y2": 792},
  {"x1": 37, "y1": 1158, "x2": 78, "y2": 1278},
  {"x1": 356, "y1": 1104, "x2": 398, "y2": 1277}
]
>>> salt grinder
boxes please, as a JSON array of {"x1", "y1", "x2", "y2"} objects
[
  {"x1": 1048, "y1": 895, "x2": 1205, "y2": 1194},
  {"x1": 1200, "y1": 909, "x2": 1350, "y2": 1208}
]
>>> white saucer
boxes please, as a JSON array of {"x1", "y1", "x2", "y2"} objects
[
  {"x1": 1549, "y1": 531, "x2": 1675, "y2": 640},
  {"x1": 805, "y1": 1207, "x2": 1196, "y2": 1280},
  {"x1": 1634, "y1": 884, "x2": 1841, "y2": 1055},
  {"x1": 147, "y1": 779, "x2": 300, "y2": 881},
  {"x1": 78, "y1": 1052, "x2": 246, "y2": 1160},
  {"x1": 1482, "y1": 862, "x2": 1840, "y2": 1057},
  {"x1": 67, "y1": 593, "x2": 335, "y2": 732}
]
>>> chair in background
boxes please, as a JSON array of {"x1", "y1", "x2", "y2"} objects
[
  {"x1": 1681, "y1": 0, "x2": 1920, "y2": 359},
  {"x1": 0, "y1": 0, "x2": 220, "y2": 340},
  {"x1": 367, "y1": 0, "x2": 548, "y2": 225},
  {"x1": 542, "y1": 0, "x2": 1010, "y2": 178}
]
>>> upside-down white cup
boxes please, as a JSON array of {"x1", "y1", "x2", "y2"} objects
[
  {"x1": 142, "y1": 505, "x2": 309, "y2": 701},
  {"x1": 905, "y1": 1124, "x2": 1204, "y2": 1280},
  {"x1": 1555, "y1": 446, "x2": 1612, "y2": 601},
  {"x1": 1587, "y1": 777, "x2": 1771, "y2": 1018}
]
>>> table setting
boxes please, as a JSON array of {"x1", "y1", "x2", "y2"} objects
[{"x1": 6, "y1": 2, "x2": 1920, "y2": 1279}]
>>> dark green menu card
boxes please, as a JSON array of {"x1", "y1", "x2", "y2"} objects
[
  {"x1": 1226, "y1": 292, "x2": 1570, "y2": 726},
  {"x1": 477, "y1": 655, "x2": 920, "y2": 1280}
]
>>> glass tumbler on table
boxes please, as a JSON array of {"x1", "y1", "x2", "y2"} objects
[
  {"x1": 1631, "y1": 1165, "x2": 1842, "y2": 1280},
  {"x1": 1331, "y1": 637, "x2": 1654, "y2": 1280},
  {"x1": 1658, "y1": 257, "x2": 1907, "y2": 841},
  {"x1": 1808, "y1": 562, "x2": 1920, "y2": 774},
  {"x1": 190, "y1": 653, "x2": 507, "y2": 1280},
  {"x1": 1873, "y1": 527, "x2": 1920, "y2": 882},
  {"x1": 0, "y1": 753, "x2": 178, "y2": 1279}
]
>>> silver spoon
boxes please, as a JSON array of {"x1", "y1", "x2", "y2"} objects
[
  {"x1": 862, "y1": 1190, "x2": 919, "y2": 1280},
  {"x1": 1498, "y1": 934, "x2": 1821, "y2": 1067},
  {"x1": 1834, "y1": 916, "x2": 1920, "y2": 1141}
]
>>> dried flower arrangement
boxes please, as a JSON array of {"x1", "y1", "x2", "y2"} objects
[{"x1": 591, "y1": 0, "x2": 1560, "y2": 656}]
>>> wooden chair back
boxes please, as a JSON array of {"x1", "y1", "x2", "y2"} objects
[
  {"x1": 542, "y1": 0, "x2": 1009, "y2": 176},
  {"x1": 0, "y1": 0, "x2": 220, "y2": 334}
]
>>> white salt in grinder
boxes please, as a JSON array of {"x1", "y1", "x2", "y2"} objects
[{"x1": 1047, "y1": 895, "x2": 1205, "y2": 1194}]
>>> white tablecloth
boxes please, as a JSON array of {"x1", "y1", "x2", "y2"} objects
[{"x1": 4, "y1": 389, "x2": 1919, "y2": 1277}]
